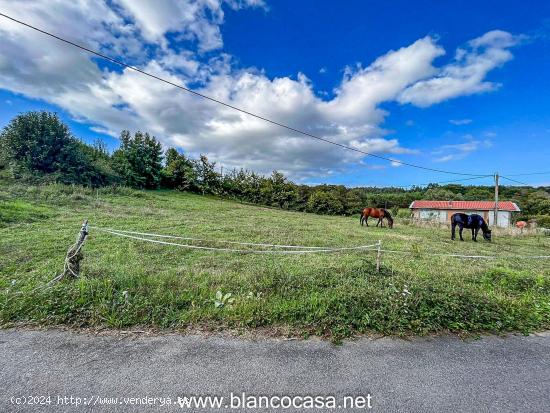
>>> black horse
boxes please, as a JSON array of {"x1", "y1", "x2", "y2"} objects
[{"x1": 451, "y1": 213, "x2": 492, "y2": 242}]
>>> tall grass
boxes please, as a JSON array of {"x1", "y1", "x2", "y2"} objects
[{"x1": 1, "y1": 181, "x2": 549, "y2": 340}]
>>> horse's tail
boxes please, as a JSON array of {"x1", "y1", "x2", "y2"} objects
[{"x1": 384, "y1": 209, "x2": 394, "y2": 227}]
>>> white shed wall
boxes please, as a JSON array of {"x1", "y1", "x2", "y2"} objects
[
  {"x1": 419, "y1": 209, "x2": 446, "y2": 222},
  {"x1": 413, "y1": 209, "x2": 513, "y2": 227},
  {"x1": 487, "y1": 211, "x2": 512, "y2": 228}
]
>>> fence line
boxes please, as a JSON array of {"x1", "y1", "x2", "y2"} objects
[
  {"x1": 90, "y1": 226, "x2": 336, "y2": 249},
  {"x1": 90, "y1": 226, "x2": 550, "y2": 259},
  {"x1": 378, "y1": 249, "x2": 550, "y2": 260},
  {"x1": 378, "y1": 249, "x2": 498, "y2": 259},
  {"x1": 97, "y1": 228, "x2": 380, "y2": 254}
]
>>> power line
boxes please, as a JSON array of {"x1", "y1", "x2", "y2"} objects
[
  {"x1": 357, "y1": 175, "x2": 490, "y2": 189},
  {"x1": 504, "y1": 171, "x2": 550, "y2": 177},
  {"x1": 0, "y1": 12, "x2": 492, "y2": 177},
  {"x1": 500, "y1": 176, "x2": 531, "y2": 186},
  {"x1": 365, "y1": 174, "x2": 539, "y2": 189},
  {"x1": 398, "y1": 175, "x2": 492, "y2": 188}
]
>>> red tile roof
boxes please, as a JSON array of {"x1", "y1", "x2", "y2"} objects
[{"x1": 409, "y1": 200, "x2": 520, "y2": 211}]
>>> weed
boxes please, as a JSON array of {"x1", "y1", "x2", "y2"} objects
[{"x1": 214, "y1": 291, "x2": 235, "y2": 308}]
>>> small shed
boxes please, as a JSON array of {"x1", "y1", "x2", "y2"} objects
[{"x1": 409, "y1": 200, "x2": 521, "y2": 228}]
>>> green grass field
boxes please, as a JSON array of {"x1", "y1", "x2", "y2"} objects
[{"x1": 1, "y1": 181, "x2": 549, "y2": 340}]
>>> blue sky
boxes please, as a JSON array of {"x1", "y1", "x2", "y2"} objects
[{"x1": 1, "y1": 0, "x2": 549, "y2": 187}]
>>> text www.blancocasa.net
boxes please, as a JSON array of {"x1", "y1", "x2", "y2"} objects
[{"x1": 10, "y1": 393, "x2": 373, "y2": 410}]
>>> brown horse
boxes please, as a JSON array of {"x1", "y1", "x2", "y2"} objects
[{"x1": 360, "y1": 208, "x2": 393, "y2": 228}]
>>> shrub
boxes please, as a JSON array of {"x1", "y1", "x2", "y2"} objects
[
  {"x1": 483, "y1": 268, "x2": 549, "y2": 294},
  {"x1": 0, "y1": 111, "x2": 112, "y2": 186}
]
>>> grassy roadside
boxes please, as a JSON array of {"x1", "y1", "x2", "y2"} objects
[{"x1": 1, "y1": 181, "x2": 549, "y2": 340}]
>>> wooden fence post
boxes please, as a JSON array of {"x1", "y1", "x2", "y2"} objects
[
  {"x1": 376, "y1": 239, "x2": 382, "y2": 273},
  {"x1": 60, "y1": 219, "x2": 89, "y2": 280}
]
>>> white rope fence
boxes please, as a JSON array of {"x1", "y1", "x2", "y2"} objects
[
  {"x1": 9, "y1": 222, "x2": 547, "y2": 298},
  {"x1": 90, "y1": 225, "x2": 550, "y2": 259},
  {"x1": 91, "y1": 226, "x2": 379, "y2": 254},
  {"x1": 378, "y1": 249, "x2": 550, "y2": 260},
  {"x1": 90, "y1": 226, "x2": 329, "y2": 249}
]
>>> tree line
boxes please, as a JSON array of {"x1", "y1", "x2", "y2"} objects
[{"x1": 1, "y1": 111, "x2": 549, "y2": 225}]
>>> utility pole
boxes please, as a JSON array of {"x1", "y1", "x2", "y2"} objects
[{"x1": 494, "y1": 172, "x2": 499, "y2": 228}]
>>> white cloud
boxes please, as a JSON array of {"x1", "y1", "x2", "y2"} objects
[
  {"x1": 449, "y1": 119, "x2": 473, "y2": 125},
  {"x1": 365, "y1": 164, "x2": 387, "y2": 170},
  {"x1": 435, "y1": 154, "x2": 456, "y2": 163},
  {"x1": 159, "y1": 50, "x2": 200, "y2": 75},
  {"x1": 398, "y1": 30, "x2": 521, "y2": 107},
  {"x1": 114, "y1": 0, "x2": 265, "y2": 51},
  {"x1": 0, "y1": 3, "x2": 520, "y2": 179},
  {"x1": 432, "y1": 136, "x2": 493, "y2": 162},
  {"x1": 324, "y1": 37, "x2": 444, "y2": 123},
  {"x1": 349, "y1": 138, "x2": 418, "y2": 155}
]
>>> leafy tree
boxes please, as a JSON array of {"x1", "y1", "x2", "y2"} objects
[
  {"x1": 307, "y1": 190, "x2": 344, "y2": 214},
  {"x1": 0, "y1": 111, "x2": 111, "y2": 185},
  {"x1": 236, "y1": 170, "x2": 263, "y2": 203},
  {"x1": 0, "y1": 111, "x2": 70, "y2": 175},
  {"x1": 344, "y1": 189, "x2": 363, "y2": 214},
  {"x1": 267, "y1": 171, "x2": 297, "y2": 209},
  {"x1": 461, "y1": 187, "x2": 493, "y2": 200},
  {"x1": 534, "y1": 215, "x2": 550, "y2": 227},
  {"x1": 424, "y1": 187, "x2": 464, "y2": 201},
  {"x1": 162, "y1": 148, "x2": 196, "y2": 190},
  {"x1": 112, "y1": 130, "x2": 163, "y2": 189},
  {"x1": 294, "y1": 185, "x2": 312, "y2": 212},
  {"x1": 193, "y1": 154, "x2": 220, "y2": 194},
  {"x1": 78, "y1": 140, "x2": 121, "y2": 186}
]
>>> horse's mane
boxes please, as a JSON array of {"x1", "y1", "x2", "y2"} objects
[
  {"x1": 383, "y1": 209, "x2": 393, "y2": 221},
  {"x1": 480, "y1": 218, "x2": 489, "y2": 231}
]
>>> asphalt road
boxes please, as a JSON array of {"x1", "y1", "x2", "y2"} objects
[{"x1": 1, "y1": 329, "x2": 549, "y2": 412}]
